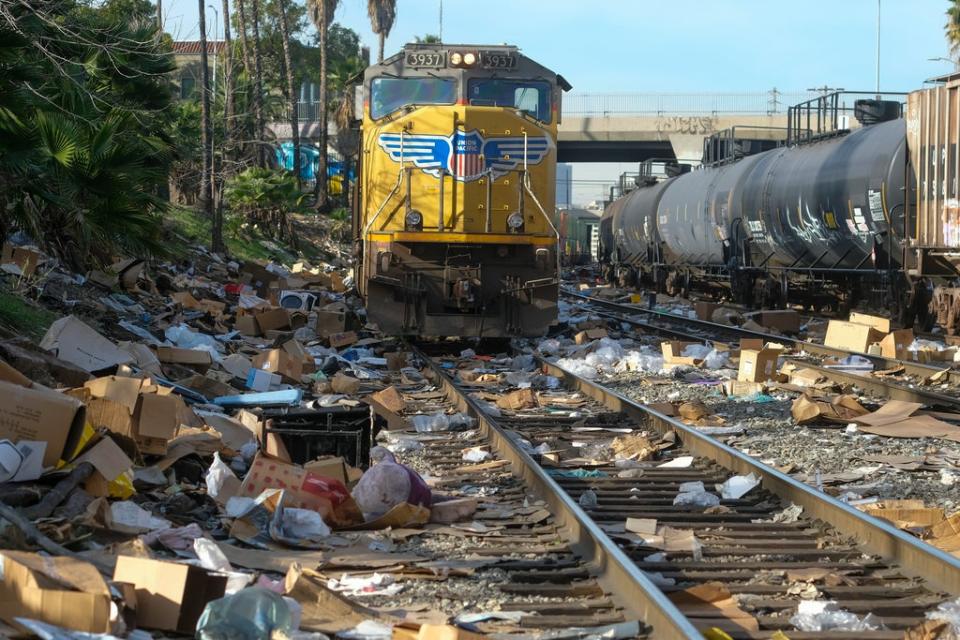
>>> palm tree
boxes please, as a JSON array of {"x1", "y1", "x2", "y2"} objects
[
  {"x1": 249, "y1": 0, "x2": 267, "y2": 166},
  {"x1": 198, "y1": 0, "x2": 220, "y2": 250},
  {"x1": 948, "y1": 0, "x2": 960, "y2": 56},
  {"x1": 307, "y1": 0, "x2": 339, "y2": 210},
  {"x1": 235, "y1": 0, "x2": 254, "y2": 78},
  {"x1": 367, "y1": 0, "x2": 396, "y2": 63},
  {"x1": 276, "y1": 0, "x2": 300, "y2": 189}
]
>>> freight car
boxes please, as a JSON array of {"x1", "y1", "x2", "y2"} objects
[
  {"x1": 352, "y1": 43, "x2": 570, "y2": 337},
  {"x1": 599, "y1": 92, "x2": 942, "y2": 324},
  {"x1": 555, "y1": 208, "x2": 602, "y2": 265}
]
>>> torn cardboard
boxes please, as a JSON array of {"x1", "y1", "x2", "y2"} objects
[{"x1": 40, "y1": 316, "x2": 132, "y2": 373}]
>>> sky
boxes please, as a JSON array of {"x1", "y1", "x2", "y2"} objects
[{"x1": 164, "y1": 0, "x2": 958, "y2": 204}]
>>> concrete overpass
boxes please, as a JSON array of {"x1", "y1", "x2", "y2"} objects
[{"x1": 555, "y1": 91, "x2": 816, "y2": 163}]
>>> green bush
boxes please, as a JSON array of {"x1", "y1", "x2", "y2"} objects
[{"x1": 224, "y1": 168, "x2": 310, "y2": 245}]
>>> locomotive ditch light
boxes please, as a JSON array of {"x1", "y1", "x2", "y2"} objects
[
  {"x1": 449, "y1": 50, "x2": 478, "y2": 68},
  {"x1": 507, "y1": 212, "x2": 525, "y2": 233},
  {"x1": 405, "y1": 209, "x2": 423, "y2": 231}
]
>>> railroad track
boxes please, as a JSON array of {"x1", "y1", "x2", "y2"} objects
[
  {"x1": 399, "y1": 343, "x2": 960, "y2": 639},
  {"x1": 562, "y1": 289, "x2": 960, "y2": 410}
]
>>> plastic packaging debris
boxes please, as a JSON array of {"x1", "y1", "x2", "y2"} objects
[
  {"x1": 143, "y1": 523, "x2": 205, "y2": 551},
  {"x1": 411, "y1": 411, "x2": 475, "y2": 432},
  {"x1": 14, "y1": 619, "x2": 152, "y2": 640},
  {"x1": 338, "y1": 620, "x2": 394, "y2": 640},
  {"x1": 925, "y1": 597, "x2": 960, "y2": 636},
  {"x1": 213, "y1": 389, "x2": 303, "y2": 408},
  {"x1": 537, "y1": 338, "x2": 563, "y2": 355},
  {"x1": 352, "y1": 447, "x2": 432, "y2": 518},
  {"x1": 578, "y1": 489, "x2": 598, "y2": 508},
  {"x1": 673, "y1": 481, "x2": 721, "y2": 508},
  {"x1": 164, "y1": 323, "x2": 223, "y2": 359},
  {"x1": 206, "y1": 452, "x2": 238, "y2": 500},
  {"x1": 327, "y1": 573, "x2": 402, "y2": 597},
  {"x1": 822, "y1": 355, "x2": 874, "y2": 372},
  {"x1": 460, "y1": 348, "x2": 476, "y2": 358},
  {"x1": 462, "y1": 447, "x2": 491, "y2": 462},
  {"x1": 658, "y1": 456, "x2": 694, "y2": 468},
  {"x1": 790, "y1": 600, "x2": 881, "y2": 632},
  {"x1": 758, "y1": 503, "x2": 804, "y2": 524},
  {"x1": 194, "y1": 538, "x2": 254, "y2": 594},
  {"x1": 717, "y1": 473, "x2": 760, "y2": 500},
  {"x1": 548, "y1": 468, "x2": 608, "y2": 479},
  {"x1": 196, "y1": 587, "x2": 293, "y2": 640},
  {"x1": 109, "y1": 500, "x2": 172, "y2": 533},
  {"x1": 277, "y1": 507, "x2": 332, "y2": 541}
]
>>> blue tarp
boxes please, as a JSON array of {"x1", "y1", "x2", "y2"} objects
[{"x1": 275, "y1": 142, "x2": 356, "y2": 182}]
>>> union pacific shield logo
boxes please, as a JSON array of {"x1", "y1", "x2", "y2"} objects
[{"x1": 377, "y1": 129, "x2": 551, "y2": 182}]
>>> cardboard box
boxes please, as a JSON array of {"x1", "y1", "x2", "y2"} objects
[
  {"x1": 113, "y1": 556, "x2": 227, "y2": 633},
  {"x1": 40, "y1": 316, "x2": 133, "y2": 373},
  {"x1": 238, "y1": 453, "x2": 360, "y2": 526},
  {"x1": 738, "y1": 348, "x2": 781, "y2": 382},
  {"x1": 879, "y1": 328, "x2": 914, "y2": 358},
  {"x1": 0, "y1": 551, "x2": 112, "y2": 633},
  {"x1": 824, "y1": 320, "x2": 886, "y2": 354},
  {"x1": 315, "y1": 310, "x2": 347, "y2": 338},
  {"x1": 744, "y1": 310, "x2": 800, "y2": 333},
  {"x1": 79, "y1": 376, "x2": 185, "y2": 455},
  {"x1": 329, "y1": 331, "x2": 358, "y2": 348},
  {"x1": 574, "y1": 328, "x2": 608, "y2": 345},
  {"x1": 256, "y1": 308, "x2": 291, "y2": 334},
  {"x1": 282, "y1": 340, "x2": 316, "y2": 374},
  {"x1": 1, "y1": 244, "x2": 43, "y2": 277},
  {"x1": 723, "y1": 380, "x2": 765, "y2": 397},
  {"x1": 304, "y1": 456, "x2": 351, "y2": 485},
  {"x1": 385, "y1": 351, "x2": 408, "y2": 371},
  {"x1": 694, "y1": 301, "x2": 719, "y2": 321},
  {"x1": 246, "y1": 368, "x2": 282, "y2": 392},
  {"x1": 849, "y1": 312, "x2": 891, "y2": 334},
  {"x1": 661, "y1": 341, "x2": 702, "y2": 367},
  {"x1": 154, "y1": 346, "x2": 213, "y2": 373},
  {"x1": 236, "y1": 314, "x2": 261, "y2": 337},
  {"x1": 252, "y1": 349, "x2": 303, "y2": 384},
  {"x1": 739, "y1": 338, "x2": 764, "y2": 351},
  {"x1": 0, "y1": 379, "x2": 85, "y2": 468}
]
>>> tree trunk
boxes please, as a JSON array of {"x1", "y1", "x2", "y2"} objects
[
  {"x1": 235, "y1": 0, "x2": 253, "y2": 79},
  {"x1": 314, "y1": 9, "x2": 329, "y2": 210},
  {"x1": 277, "y1": 0, "x2": 300, "y2": 190},
  {"x1": 156, "y1": 0, "x2": 162, "y2": 30},
  {"x1": 221, "y1": 0, "x2": 234, "y2": 139},
  {"x1": 249, "y1": 0, "x2": 267, "y2": 167},
  {"x1": 198, "y1": 0, "x2": 218, "y2": 249},
  {"x1": 378, "y1": 32, "x2": 384, "y2": 62}
]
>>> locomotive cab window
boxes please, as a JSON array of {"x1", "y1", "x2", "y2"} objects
[
  {"x1": 370, "y1": 77, "x2": 457, "y2": 119},
  {"x1": 467, "y1": 79, "x2": 552, "y2": 122}
]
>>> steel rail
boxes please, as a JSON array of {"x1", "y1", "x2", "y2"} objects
[
  {"x1": 538, "y1": 356, "x2": 960, "y2": 597},
  {"x1": 414, "y1": 346, "x2": 704, "y2": 640}
]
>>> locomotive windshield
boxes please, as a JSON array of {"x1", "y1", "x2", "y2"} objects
[
  {"x1": 370, "y1": 77, "x2": 457, "y2": 119},
  {"x1": 467, "y1": 79, "x2": 552, "y2": 122}
]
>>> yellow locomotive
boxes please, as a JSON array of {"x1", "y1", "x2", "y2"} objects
[{"x1": 352, "y1": 43, "x2": 570, "y2": 337}]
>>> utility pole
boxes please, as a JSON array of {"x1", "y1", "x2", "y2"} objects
[
  {"x1": 876, "y1": 0, "x2": 882, "y2": 98},
  {"x1": 807, "y1": 85, "x2": 844, "y2": 97},
  {"x1": 439, "y1": 0, "x2": 443, "y2": 42}
]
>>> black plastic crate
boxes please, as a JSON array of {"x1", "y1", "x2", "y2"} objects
[{"x1": 262, "y1": 405, "x2": 371, "y2": 468}]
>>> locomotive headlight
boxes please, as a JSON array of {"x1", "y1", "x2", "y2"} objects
[
  {"x1": 463, "y1": 52, "x2": 477, "y2": 66},
  {"x1": 507, "y1": 212, "x2": 525, "y2": 231},
  {"x1": 405, "y1": 209, "x2": 423, "y2": 230},
  {"x1": 449, "y1": 51, "x2": 463, "y2": 65}
]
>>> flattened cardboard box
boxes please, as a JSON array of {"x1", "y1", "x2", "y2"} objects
[
  {"x1": 154, "y1": 346, "x2": 213, "y2": 372},
  {"x1": 40, "y1": 315, "x2": 132, "y2": 373},
  {"x1": 661, "y1": 341, "x2": 701, "y2": 367},
  {"x1": 574, "y1": 328, "x2": 607, "y2": 345},
  {"x1": 113, "y1": 556, "x2": 227, "y2": 633},
  {"x1": 0, "y1": 551, "x2": 112, "y2": 633},
  {"x1": 744, "y1": 310, "x2": 800, "y2": 333},
  {"x1": 0, "y1": 379, "x2": 85, "y2": 467}
]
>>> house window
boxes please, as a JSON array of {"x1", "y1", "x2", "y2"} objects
[{"x1": 180, "y1": 75, "x2": 196, "y2": 99}]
